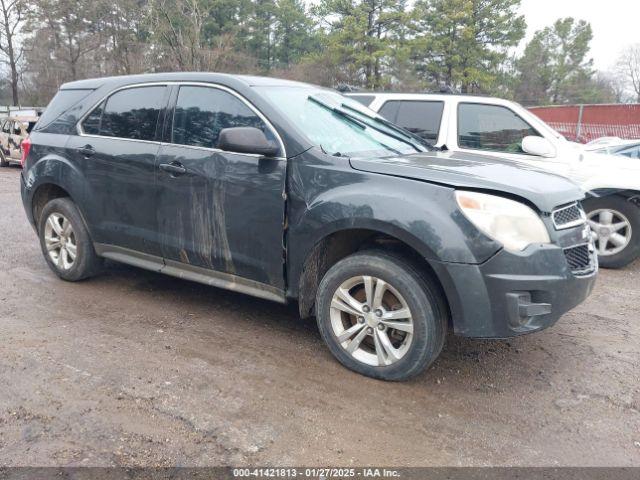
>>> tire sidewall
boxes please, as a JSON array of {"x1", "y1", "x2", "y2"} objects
[
  {"x1": 38, "y1": 198, "x2": 95, "y2": 281},
  {"x1": 316, "y1": 252, "x2": 445, "y2": 381},
  {"x1": 585, "y1": 196, "x2": 640, "y2": 269}
]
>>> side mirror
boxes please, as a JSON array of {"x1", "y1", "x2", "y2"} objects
[
  {"x1": 522, "y1": 135, "x2": 555, "y2": 158},
  {"x1": 217, "y1": 127, "x2": 279, "y2": 157}
]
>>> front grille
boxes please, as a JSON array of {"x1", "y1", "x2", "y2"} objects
[
  {"x1": 563, "y1": 244, "x2": 593, "y2": 274},
  {"x1": 552, "y1": 203, "x2": 585, "y2": 229}
]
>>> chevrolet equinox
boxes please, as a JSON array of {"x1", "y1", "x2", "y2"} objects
[{"x1": 21, "y1": 73, "x2": 597, "y2": 380}]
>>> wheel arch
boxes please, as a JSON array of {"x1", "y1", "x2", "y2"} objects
[
  {"x1": 585, "y1": 188, "x2": 640, "y2": 204},
  {"x1": 31, "y1": 183, "x2": 74, "y2": 230},
  {"x1": 24, "y1": 155, "x2": 87, "y2": 230},
  {"x1": 293, "y1": 225, "x2": 451, "y2": 323}
]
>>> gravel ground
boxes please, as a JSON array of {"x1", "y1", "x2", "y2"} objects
[{"x1": 0, "y1": 166, "x2": 638, "y2": 467}]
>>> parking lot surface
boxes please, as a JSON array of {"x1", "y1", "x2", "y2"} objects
[{"x1": 0, "y1": 166, "x2": 639, "y2": 467}]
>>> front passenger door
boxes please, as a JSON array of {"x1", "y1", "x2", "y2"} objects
[
  {"x1": 455, "y1": 102, "x2": 571, "y2": 177},
  {"x1": 156, "y1": 85, "x2": 287, "y2": 290}
]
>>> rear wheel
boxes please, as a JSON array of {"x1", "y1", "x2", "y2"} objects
[
  {"x1": 316, "y1": 250, "x2": 447, "y2": 381},
  {"x1": 585, "y1": 196, "x2": 640, "y2": 269},
  {"x1": 37, "y1": 198, "x2": 102, "y2": 281}
]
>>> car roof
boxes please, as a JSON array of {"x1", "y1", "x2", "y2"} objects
[
  {"x1": 60, "y1": 72, "x2": 313, "y2": 91},
  {"x1": 345, "y1": 92, "x2": 522, "y2": 108}
]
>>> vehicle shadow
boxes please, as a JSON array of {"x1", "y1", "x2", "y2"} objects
[{"x1": 97, "y1": 260, "x2": 528, "y2": 384}]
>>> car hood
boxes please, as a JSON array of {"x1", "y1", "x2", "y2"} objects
[
  {"x1": 561, "y1": 143, "x2": 640, "y2": 192},
  {"x1": 350, "y1": 150, "x2": 583, "y2": 213}
]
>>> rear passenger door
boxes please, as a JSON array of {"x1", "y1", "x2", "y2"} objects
[
  {"x1": 68, "y1": 84, "x2": 170, "y2": 255},
  {"x1": 155, "y1": 84, "x2": 287, "y2": 290}
]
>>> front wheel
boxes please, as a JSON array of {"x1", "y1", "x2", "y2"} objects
[
  {"x1": 316, "y1": 250, "x2": 448, "y2": 381},
  {"x1": 584, "y1": 196, "x2": 640, "y2": 269}
]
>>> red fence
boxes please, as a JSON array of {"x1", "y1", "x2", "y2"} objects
[{"x1": 528, "y1": 104, "x2": 640, "y2": 143}]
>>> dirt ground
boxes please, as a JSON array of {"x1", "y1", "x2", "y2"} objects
[{"x1": 0, "y1": 166, "x2": 638, "y2": 467}]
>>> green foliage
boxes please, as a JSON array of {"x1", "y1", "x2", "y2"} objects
[
  {"x1": 15, "y1": 0, "x2": 620, "y2": 107},
  {"x1": 312, "y1": 0, "x2": 411, "y2": 89},
  {"x1": 513, "y1": 17, "x2": 611, "y2": 105},
  {"x1": 273, "y1": 0, "x2": 319, "y2": 68},
  {"x1": 410, "y1": 0, "x2": 526, "y2": 94}
]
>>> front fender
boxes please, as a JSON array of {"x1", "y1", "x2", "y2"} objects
[
  {"x1": 575, "y1": 152, "x2": 640, "y2": 194},
  {"x1": 285, "y1": 150, "x2": 502, "y2": 294}
]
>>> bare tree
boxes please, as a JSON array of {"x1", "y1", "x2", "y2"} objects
[
  {"x1": 617, "y1": 44, "x2": 640, "y2": 103},
  {"x1": 0, "y1": 0, "x2": 27, "y2": 105}
]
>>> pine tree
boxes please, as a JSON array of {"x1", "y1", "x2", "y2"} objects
[
  {"x1": 514, "y1": 18, "x2": 601, "y2": 105},
  {"x1": 314, "y1": 0, "x2": 409, "y2": 89},
  {"x1": 410, "y1": 0, "x2": 525, "y2": 93}
]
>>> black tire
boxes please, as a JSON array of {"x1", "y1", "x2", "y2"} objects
[
  {"x1": 584, "y1": 196, "x2": 640, "y2": 269},
  {"x1": 316, "y1": 250, "x2": 448, "y2": 381},
  {"x1": 0, "y1": 151, "x2": 9, "y2": 167},
  {"x1": 37, "y1": 197, "x2": 102, "y2": 281}
]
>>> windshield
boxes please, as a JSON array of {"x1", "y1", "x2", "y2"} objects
[{"x1": 257, "y1": 86, "x2": 425, "y2": 158}]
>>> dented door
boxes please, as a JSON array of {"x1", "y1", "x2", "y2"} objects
[
  {"x1": 155, "y1": 146, "x2": 286, "y2": 288},
  {"x1": 155, "y1": 84, "x2": 287, "y2": 289}
]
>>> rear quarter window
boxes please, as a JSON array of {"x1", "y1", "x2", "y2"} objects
[{"x1": 36, "y1": 89, "x2": 94, "y2": 131}]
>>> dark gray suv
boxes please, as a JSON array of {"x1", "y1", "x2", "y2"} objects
[{"x1": 21, "y1": 73, "x2": 597, "y2": 380}]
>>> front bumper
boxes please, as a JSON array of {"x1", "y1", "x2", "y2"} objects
[{"x1": 431, "y1": 237, "x2": 597, "y2": 339}]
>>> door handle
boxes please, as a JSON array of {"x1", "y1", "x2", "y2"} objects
[
  {"x1": 159, "y1": 162, "x2": 187, "y2": 176},
  {"x1": 78, "y1": 145, "x2": 95, "y2": 157}
]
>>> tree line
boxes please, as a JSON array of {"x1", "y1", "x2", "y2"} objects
[{"x1": 0, "y1": 0, "x2": 639, "y2": 107}]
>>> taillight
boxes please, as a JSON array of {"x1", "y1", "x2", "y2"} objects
[{"x1": 20, "y1": 136, "x2": 31, "y2": 167}]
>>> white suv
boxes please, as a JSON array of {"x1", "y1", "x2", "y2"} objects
[{"x1": 347, "y1": 92, "x2": 640, "y2": 268}]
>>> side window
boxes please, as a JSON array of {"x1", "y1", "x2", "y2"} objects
[
  {"x1": 83, "y1": 86, "x2": 166, "y2": 141},
  {"x1": 620, "y1": 146, "x2": 640, "y2": 159},
  {"x1": 458, "y1": 103, "x2": 540, "y2": 153},
  {"x1": 394, "y1": 101, "x2": 444, "y2": 142},
  {"x1": 378, "y1": 101, "x2": 401, "y2": 122},
  {"x1": 2, "y1": 121, "x2": 12, "y2": 134},
  {"x1": 82, "y1": 100, "x2": 105, "y2": 135},
  {"x1": 171, "y1": 86, "x2": 275, "y2": 150},
  {"x1": 37, "y1": 89, "x2": 93, "y2": 131}
]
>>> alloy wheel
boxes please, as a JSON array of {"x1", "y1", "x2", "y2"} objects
[
  {"x1": 587, "y1": 208, "x2": 632, "y2": 257},
  {"x1": 44, "y1": 213, "x2": 77, "y2": 270},
  {"x1": 329, "y1": 275, "x2": 414, "y2": 367}
]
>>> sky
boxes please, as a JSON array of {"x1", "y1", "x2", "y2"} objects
[
  {"x1": 304, "y1": 0, "x2": 640, "y2": 72},
  {"x1": 519, "y1": 0, "x2": 640, "y2": 71}
]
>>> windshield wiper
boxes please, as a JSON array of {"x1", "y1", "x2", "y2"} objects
[
  {"x1": 308, "y1": 95, "x2": 415, "y2": 154},
  {"x1": 340, "y1": 103, "x2": 436, "y2": 151},
  {"x1": 308, "y1": 96, "x2": 367, "y2": 130}
]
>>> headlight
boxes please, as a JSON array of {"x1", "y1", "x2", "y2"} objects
[{"x1": 455, "y1": 191, "x2": 550, "y2": 252}]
